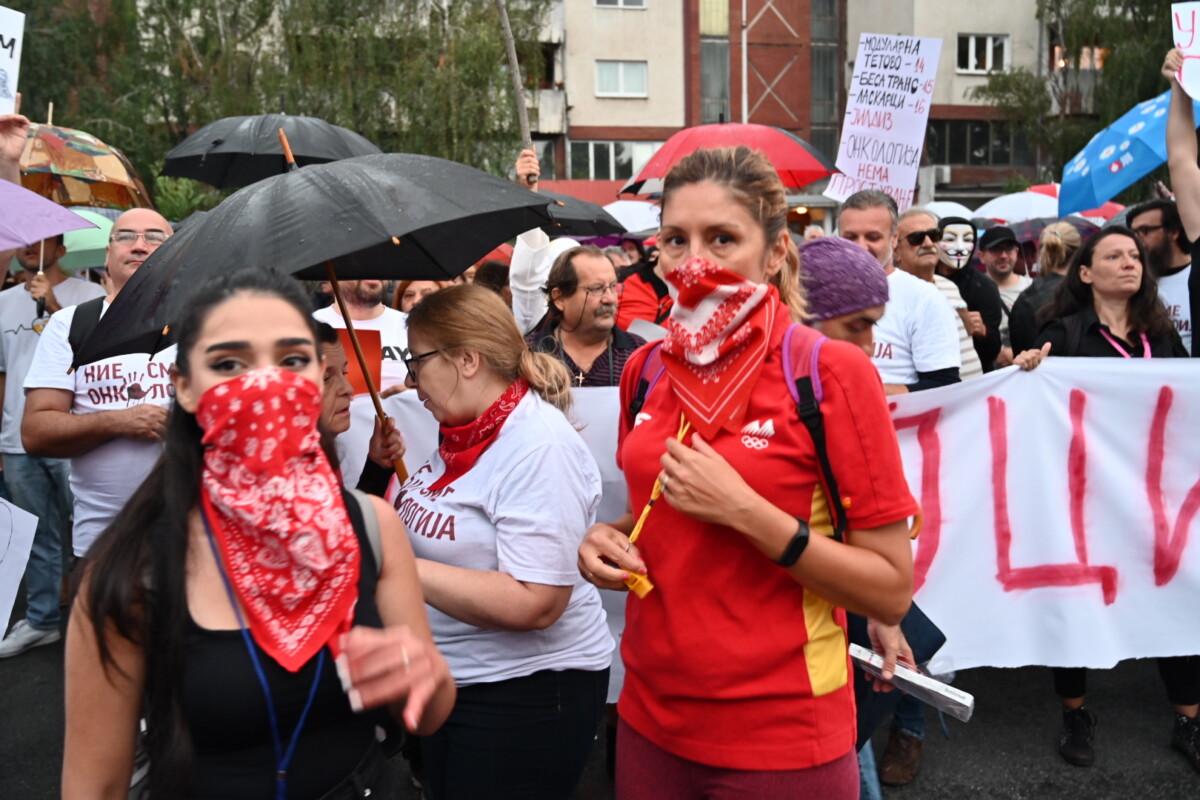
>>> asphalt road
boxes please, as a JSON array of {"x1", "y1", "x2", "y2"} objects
[{"x1": 2, "y1": 595, "x2": 1196, "y2": 799}]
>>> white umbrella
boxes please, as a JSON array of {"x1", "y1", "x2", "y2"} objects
[
  {"x1": 924, "y1": 201, "x2": 974, "y2": 219},
  {"x1": 974, "y1": 192, "x2": 1058, "y2": 223},
  {"x1": 603, "y1": 200, "x2": 660, "y2": 234}
]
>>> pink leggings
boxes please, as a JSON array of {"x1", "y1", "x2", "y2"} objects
[{"x1": 615, "y1": 719, "x2": 859, "y2": 800}]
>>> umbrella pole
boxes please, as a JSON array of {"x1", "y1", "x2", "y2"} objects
[
  {"x1": 323, "y1": 263, "x2": 409, "y2": 484},
  {"x1": 35, "y1": 241, "x2": 46, "y2": 318},
  {"x1": 494, "y1": 0, "x2": 536, "y2": 187}
]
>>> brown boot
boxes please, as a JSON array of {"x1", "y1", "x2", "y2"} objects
[{"x1": 878, "y1": 729, "x2": 923, "y2": 786}]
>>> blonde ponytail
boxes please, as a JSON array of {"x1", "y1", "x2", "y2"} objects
[
  {"x1": 773, "y1": 235, "x2": 807, "y2": 322},
  {"x1": 517, "y1": 349, "x2": 573, "y2": 414}
]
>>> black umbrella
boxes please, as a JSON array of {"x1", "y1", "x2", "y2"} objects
[
  {"x1": 161, "y1": 114, "x2": 382, "y2": 188},
  {"x1": 540, "y1": 189, "x2": 626, "y2": 237},
  {"x1": 72, "y1": 152, "x2": 559, "y2": 370},
  {"x1": 1007, "y1": 216, "x2": 1099, "y2": 244}
]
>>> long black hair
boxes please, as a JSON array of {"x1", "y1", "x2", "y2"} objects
[
  {"x1": 82, "y1": 267, "x2": 319, "y2": 797},
  {"x1": 1040, "y1": 226, "x2": 1176, "y2": 343}
]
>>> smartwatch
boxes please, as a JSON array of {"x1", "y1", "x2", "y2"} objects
[{"x1": 775, "y1": 518, "x2": 811, "y2": 567}]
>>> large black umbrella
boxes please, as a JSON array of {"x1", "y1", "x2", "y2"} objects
[
  {"x1": 541, "y1": 189, "x2": 626, "y2": 237},
  {"x1": 1007, "y1": 216, "x2": 1099, "y2": 245},
  {"x1": 161, "y1": 114, "x2": 382, "y2": 189},
  {"x1": 72, "y1": 152, "x2": 558, "y2": 370}
]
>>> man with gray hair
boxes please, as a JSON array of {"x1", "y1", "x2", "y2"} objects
[{"x1": 837, "y1": 190, "x2": 960, "y2": 395}]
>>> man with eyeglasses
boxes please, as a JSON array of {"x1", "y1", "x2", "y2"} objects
[
  {"x1": 18, "y1": 207, "x2": 176, "y2": 586},
  {"x1": 526, "y1": 245, "x2": 645, "y2": 387},
  {"x1": 1125, "y1": 199, "x2": 1193, "y2": 353},
  {"x1": 0, "y1": 231, "x2": 105, "y2": 657}
]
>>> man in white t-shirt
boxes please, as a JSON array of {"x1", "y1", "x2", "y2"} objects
[
  {"x1": 837, "y1": 190, "x2": 961, "y2": 395},
  {"x1": 1127, "y1": 199, "x2": 1193, "y2": 353},
  {"x1": 313, "y1": 280, "x2": 412, "y2": 487},
  {"x1": 0, "y1": 233, "x2": 107, "y2": 658}
]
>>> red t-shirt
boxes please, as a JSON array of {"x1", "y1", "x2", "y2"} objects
[
  {"x1": 616, "y1": 269, "x2": 672, "y2": 329},
  {"x1": 615, "y1": 320, "x2": 919, "y2": 770}
]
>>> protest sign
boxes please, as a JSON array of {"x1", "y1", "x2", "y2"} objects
[
  {"x1": 825, "y1": 33, "x2": 941, "y2": 211},
  {"x1": 0, "y1": 498, "x2": 39, "y2": 636},
  {"x1": 891, "y1": 360, "x2": 1200, "y2": 673},
  {"x1": 0, "y1": 6, "x2": 23, "y2": 116},
  {"x1": 1173, "y1": 3, "x2": 1200, "y2": 98}
]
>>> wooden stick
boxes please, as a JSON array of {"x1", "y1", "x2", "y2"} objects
[
  {"x1": 494, "y1": 0, "x2": 536, "y2": 186},
  {"x1": 278, "y1": 127, "x2": 296, "y2": 166},
  {"x1": 325, "y1": 263, "x2": 409, "y2": 484}
]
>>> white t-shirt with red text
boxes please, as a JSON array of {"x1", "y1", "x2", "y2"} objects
[
  {"x1": 1158, "y1": 264, "x2": 1192, "y2": 353},
  {"x1": 872, "y1": 268, "x2": 962, "y2": 386},
  {"x1": 23, "y1": 301, "x2": 176, "y2": 556},
  {"x1": 395, "y1": 391, "x2": 613, "y2": 686}
]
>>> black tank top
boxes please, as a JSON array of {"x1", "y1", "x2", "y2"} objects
[{"x1": 181, "y1": 489, "x2": 386, "y2": 799}]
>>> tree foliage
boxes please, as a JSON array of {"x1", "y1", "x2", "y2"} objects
[
  {"x1": 11, "y1": 0, "x2": 550, "y2": 214},
  {"x1": 969, "y1": 0, "x2": 1177, "y2": 202}
]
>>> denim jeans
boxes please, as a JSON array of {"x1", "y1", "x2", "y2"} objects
[
  {"x1": 892, "y1": 693, "x2": 926, "y2": 740},
  {"x1": 857, "y1": 742, "x2": 884, "y2": 800},
  {"x1": 4, "y1": 453, "x2": 73, "y2": 630}
]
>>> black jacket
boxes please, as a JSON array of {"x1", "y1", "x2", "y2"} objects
[
  {"x1": 943, "y1": 267, "x2": 1003, "y2": 370},
  {"x1": 1008, "y1": 273, "x2": 1064, "y2": 355}
]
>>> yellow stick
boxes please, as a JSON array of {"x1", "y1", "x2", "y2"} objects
[{"x1": 623, "y1": 413, "x2": 690, "y2": 598}]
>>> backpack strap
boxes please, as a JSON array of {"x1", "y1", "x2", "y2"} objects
[
  {"x1": 782, "y1": 323, "x2": 846, "y2": 543},
  {"x1": 346, "y1": 488, "x2": 383, "y2": 577},
  {"x1": 68, "y1": 297, "x2": 106, "y2": 357},
  {"x1": 628, "y1": 342, "x2": 666, "y2": 417}
]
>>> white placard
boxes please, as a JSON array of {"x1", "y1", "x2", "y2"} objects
[
  {"x1": 824, "y1": 33, "x2": 942, "y2": 211},
  {"x1": 0, "y1": 6, "x2": 24, "y2": 116},
  {"x1": 892, "y1": 360, "x2": 1200, "y2": 673},
  {"x1": 1173, "y1": 3, "x2": 1200, "y2": 99},
  {"x1": 0, "y1": 497, "x2": 40, "y2": 635}
]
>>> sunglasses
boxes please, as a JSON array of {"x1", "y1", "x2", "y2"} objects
[{"x1": 904, "y1": 229, "x2": 941, "y2": 247}]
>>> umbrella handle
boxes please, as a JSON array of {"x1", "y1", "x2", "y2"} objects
[
  {"x1": 324, "y1": 263, "x2": 409, "y2": 485},
  {"x1": 278, "y1": 128, "x2": 299, "y2": 172}
]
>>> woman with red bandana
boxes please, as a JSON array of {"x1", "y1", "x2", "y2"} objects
[
  {"x1": 396, "y1": 284, "x2": 613, "y2": 800},
  {"x1": 578, "y1": 147, "x2": 919, "y2": 798},
  {"x1": 63, "y1": 269, "x2": 456, "y2": 799}
]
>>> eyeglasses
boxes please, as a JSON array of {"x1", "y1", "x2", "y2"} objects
[
  {"x1": 583, "y1": 282, "x2": 623, "y2": 298},
  {"x1": 110, "y1": 230, "x2": 169, "y2": 246},
  {"x1": 1131, "y1": 224, "x2": 1165, "y2": 238},
  {"x1": 403, "y1": 349, "x2": 439, "y2": 382},
  {"x1": 904, "y1": 229, "x2": 940, "y2": 247}
]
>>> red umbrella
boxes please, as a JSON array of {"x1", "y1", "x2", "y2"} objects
[
  {"x1": 1028, "y1": 183, "x2": 1060, "y2": 198},
  {"x1": 619, "y1": 123, "x2": 836, "y2": 196},
  {"x1": 1074, "y1": 201, "x2": 1124, "y2": 222}
]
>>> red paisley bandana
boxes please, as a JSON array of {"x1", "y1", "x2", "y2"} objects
[
  {"x1": 197, "y1": 367, "x2": 360, "y2": 673},
  {"x1": 661, "y1": 256, "x2": 782, "y2": 440},
  {"x1": 429, "y1": 378, "x2": 529, "y2": 491}
]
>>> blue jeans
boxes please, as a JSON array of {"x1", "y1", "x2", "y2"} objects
[
  {"x1": 4, "y1": 453, "x2": 73, "y2": 630},
  {"x1": 857, "y1": 742, "x2": 884, "y2": 800},
  {"x1": 892, "y1": 693, "x2": 926, "y2": 740}
]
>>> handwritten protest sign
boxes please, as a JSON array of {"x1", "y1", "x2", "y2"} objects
[
  {"x1": 0, "y1": 498, "x2": 39, "y2": 636},
  {"x1": 1173, "y1": 3, "x2": 1200, "y2": 99},
  {"x1": 0, "y1": 6, "x2": 23, "y2": 116},
  {"x1": 825, "y1": 33, "x2": 941, "y2": 211},
  {"x1": 891, "y1": 360, "x2": 1200, "y2": 673}
]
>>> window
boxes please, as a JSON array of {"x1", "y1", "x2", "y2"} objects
[
  {"x1": 956, "y1": 34, "x2": 1009, "y2": 73},
  {"x1": 569, "y1": 140, "x2": 663, "y2": 180},
  {"x1": 700, "y1": 39, "x2": 730, "y2": 123},
  {"x1": 596, "y1": 61, "x2": 648, "y2": 97},
  {"x1": 925, "y1": 120, "x2": 1033, "y2": 167},
  {"x1": 596, "y1": 0, "x2": 645, "y2": 7}
]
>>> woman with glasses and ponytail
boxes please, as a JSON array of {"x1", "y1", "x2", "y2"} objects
[
  {"x1": 396, "y1": 284, "x2": 613, "y2": 799},
  {"x1": 578, "y1": 147, "x2": 919, "y2": 798},
  {"x1": 63, "y1": 268, "x2": 456, "y2": 800}
]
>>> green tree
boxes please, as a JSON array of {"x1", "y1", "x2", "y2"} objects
[{"x1": 970, "y1": 0, "x2": 1177, "y2": 202}]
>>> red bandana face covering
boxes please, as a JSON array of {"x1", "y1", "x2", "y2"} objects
[
  {"x1": 429, "y1": 378, "x2": 529, "y2": 491},
  {"x1": 197, "y1": 367, "x2": 359, "y2": 673},
  {"x1": 661, "y1": 256, "x2": 782, "y2": 440}
]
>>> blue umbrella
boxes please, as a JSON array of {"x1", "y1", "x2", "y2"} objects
[
  {"x1": 1060, "y1": 90, "x2": 1200, "y2": 216},
  {"x1": 0, "y1": 180, "x2": 98, "y2": 250}
]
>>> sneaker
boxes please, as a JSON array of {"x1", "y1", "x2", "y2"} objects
[
  {"x1": 1057, "y1": 707, "x2": 1096, "y2": 767},
  {"x1": 0, "y1": 619, "x2": 62, "y2": 658},
  {"x1": 878, "y1": 729, "x2": 923, "y2": 786},
  {"x1": 1172, "y1": 714, "x2": 1200, "y2": 774}
]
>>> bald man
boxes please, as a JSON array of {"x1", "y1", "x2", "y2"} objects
[{"x1": 21, "y1": 208, "x2": 177, "y2": 569}]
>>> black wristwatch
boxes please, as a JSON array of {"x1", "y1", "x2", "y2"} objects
[{"x1": 775, "y1": 518, "x2": 811, "y2": 567}]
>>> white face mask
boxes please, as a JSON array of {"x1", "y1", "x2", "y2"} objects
[{"x1": 938, "y1": 224, "x2": 976, "y2": 270}]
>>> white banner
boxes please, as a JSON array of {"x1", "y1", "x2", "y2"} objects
[
  {"x1": 892, "y1": 360, "x2": 1200, "y2": 673},
  {"x1": 0, "y1": 6, "x2": 23, "y2": 116},
  {"x1": 1175, "y1": 3, "x2": 1200, "y2": 99},
  {"x1": 824, "y1": 33, "x2": 941, "y2": 211},
  {"x1": 0, "y1": 497, "x2": 39, "y2": 635}
]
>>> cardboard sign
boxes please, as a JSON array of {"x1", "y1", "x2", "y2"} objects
[
  {"x1": 825, "y1": 33, "x2": 942, "y2": 211},
  {"x1": 0, "y1": 5, "x2": 23, "y2": 115},
  {"x1": 1173, "y1": 3, "x2": 1200, "y2": 99},
  {"x1": 336, "y1": 328, "x2": 382, "y2": 397}
]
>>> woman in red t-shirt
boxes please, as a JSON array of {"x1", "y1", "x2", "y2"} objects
[{"x1": 579, "y1": 147, "x2": 919, "y2": 799}]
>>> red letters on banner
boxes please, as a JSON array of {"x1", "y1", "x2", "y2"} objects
[{"x1": 1147, "y1": 387, "x2": 1200, "y2": 586}]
